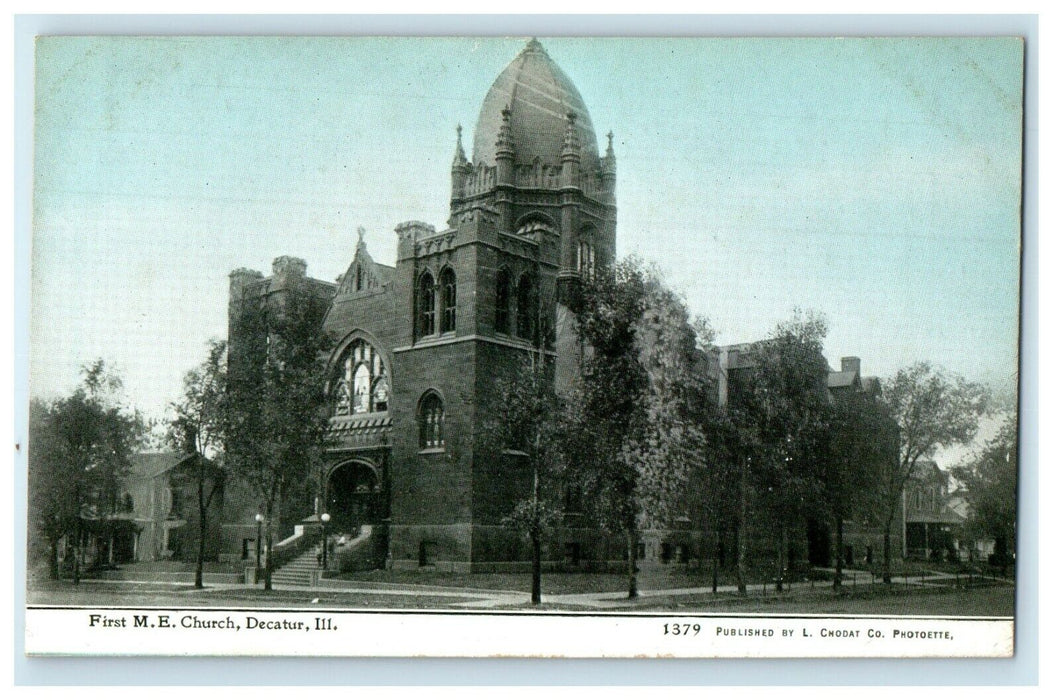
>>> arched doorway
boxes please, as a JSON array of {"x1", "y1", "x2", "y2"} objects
[{"x1": 325, "y1": 460, "x2": 383, "y2": 534}]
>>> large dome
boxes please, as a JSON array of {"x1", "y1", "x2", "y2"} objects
[{"x1": 472, "y1": 39, "x2": 599, "y2": 169}]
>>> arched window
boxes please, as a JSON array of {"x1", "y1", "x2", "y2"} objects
[
  {"x1": 440, "y1": 267, "x2": 457, "y2": 333},
  {"x1": 516, "y1": 217, "x2": 554, "y2": 238},
  {"x1": 418, "y1": 392, "x2": 445, "y2": 449},
  {"x1": 495, "y1": 268, "x2": 511, "y2": 334},
  {"x1": 331, "y1": 339, "x2": 389, "y2": 416},
  {"x1": 418, "y1": 272, "x2": 436, "y2": 337},
  {"x1": 516, "y1": 273, "x2": 537, "y2": 340},
  {"x1": 577, "y1": 229, "x2": 596, "y2": 278}
]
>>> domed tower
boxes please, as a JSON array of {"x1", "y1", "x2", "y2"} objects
[{"x1": 450, "y1": 37, "x2": 617, "y2": 305}]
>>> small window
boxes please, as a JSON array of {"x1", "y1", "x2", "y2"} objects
[
  {"x1": 120, "y1": 493, "x2": 134, "y2": 513},
  {"x1": 419, "y1": 392, "x2": 445, "y2": 449},
  {"x1": 564, "y1": 542, "x2": 582, "y2": 565},
  {"x1": 440, "y1": 267, "x2": 457, "y2": 333},
  {"x1": 495, "y1": 268, "x2": 511, "y2": 334},
  {"x1": 419, "y1": 540, "x2": 438, "y2": 567},
  {"x1": 418, "y1": 272, "x2": 436, "y2": 337}
]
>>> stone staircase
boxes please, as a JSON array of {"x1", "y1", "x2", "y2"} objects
[{"x1": 271, "y1": 549, "x2": 321, "y2": 587}]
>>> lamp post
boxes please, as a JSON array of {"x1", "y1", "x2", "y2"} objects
[
  {"x1": 254, "y1": 513, "x2": 264, "y2": 584},
  {"x1": 320, "y1": 512, "x2": 331, "y2": 570}
]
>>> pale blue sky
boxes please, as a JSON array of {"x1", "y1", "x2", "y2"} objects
[{"x1": 31, "y1": 36, "x2": 1023, "y2": 428}]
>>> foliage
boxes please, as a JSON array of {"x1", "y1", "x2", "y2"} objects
[
  {"x1": 27, "y1": 361, "x2": 144, "y2": 581},
  {"x1": 952, "y1": 415, "x2": 1017, "y2": 564},
  {"x1": 168, "y1": 339, "x2": 229, "y2": 587},
  {"x1": 568, "y1": 256, "x2": 717, "y2": 596},
  {"x1": 877, "y1": 362, "x2": 989, "y2": 580},
  {"x1": 729, "y1": 313, "x2": 832, "y2": 556},
  {"x1": 224, "y1": 285, "x2": 334, "y2": 588}
]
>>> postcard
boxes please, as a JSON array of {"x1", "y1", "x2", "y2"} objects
[{"x1": 25, "y1": 35, "x2": 1022, "y2": 658}]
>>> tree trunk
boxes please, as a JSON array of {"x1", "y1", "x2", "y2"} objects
[
  {"x1": 195, "y1": 461, "x2": 206, "y2": 589},
  {"x1": 531, "y1": 530, "x2": 542, "y2": 605},
  {"x1": 49, "y1": 538, "x2": 60, "y2": 580},
  {"x1": 626, "y1": 529, "x2": 638, "y2": 599},
  {"x1": 833, "y1": 513, "x2": 844, "y2": 591},
  {"x1": 264, "y1": 503, "x2": 274, "y2": 592},
  {"x1": 711, "y1": 530, "x2": 719, "y2": 594},
  {"x1": 775, "y1": 527, "x2": 785, "y2": 593},
  {"x1": 72, "y1": 519, "x2": 81, "y2": 586},
  {"x1": 882, "y1": 515, "x2": 894, "y2": 584},
  {"x1": 736, "y1": 460, "x2": 747, "y2": 595}
]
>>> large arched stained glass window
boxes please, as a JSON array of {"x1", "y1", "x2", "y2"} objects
[
  {"x1": 331, "y1": 339, "x2": 389, "y2": 417},
  {"x1": 418, "y1": 271, "x2": 436, "y2": 337},
  {"x1": 440, "y1": 267, "x2": 457, "y2": 333},
  {"x1": 418, "y1": 392, "x2": 445, "y2": 449}
]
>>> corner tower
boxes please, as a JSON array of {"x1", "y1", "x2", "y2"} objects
[{"x1": 388, "y1": 40, "x2": 616, "y2": 571}]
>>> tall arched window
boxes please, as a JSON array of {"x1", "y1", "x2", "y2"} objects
[
  {"x1": 418, "y1": 272, "x2": 436, "y2": 337},
  {"x1": 418, "y1": 392, "x2": 445, "y2": 449},
  {"x1": 331, "y1": 339, "x2": 389, "y2": 416},
  {"x1": 440, "y1": 267, "x2": 457, "y2": 333},
  {"x1": 516, "y1": 273, "x2": 536, "y2": 340},
  {"x1": 495, "y1": 268, "x2": 511, "y2": 334},
  {"x1": 577, "y1": 229, "x2": 596, "y2": 278}
]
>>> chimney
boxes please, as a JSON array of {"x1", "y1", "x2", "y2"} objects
[{"x1": 841, "y1": 356, "x2": 861, "y2": 375}]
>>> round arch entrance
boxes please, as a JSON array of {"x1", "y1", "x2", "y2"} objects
[{"x1": 325, "y1": 460, "x2": 383, "y2": 534}]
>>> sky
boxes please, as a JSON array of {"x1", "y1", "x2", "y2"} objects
[{"x1": 30, "y1": 37, "x2": 1024, "y2": 456}]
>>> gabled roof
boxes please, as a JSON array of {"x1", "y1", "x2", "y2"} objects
[
  {"x1": 827, "y1": 370, "x2": 859, "y2": 388},
  {"x1": 128, "y1": 452, "x2": 194, "y2": 479}
]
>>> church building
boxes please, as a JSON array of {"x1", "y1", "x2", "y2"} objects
[{"x1": 226, "y1": 39, "x2": 619, "y2": 573}]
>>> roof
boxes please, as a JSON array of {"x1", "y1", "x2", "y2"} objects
[
  {"x1": 128, "y1": 452, "x2": 193, "y2": 479},
  {"x1": 827, "y1": 370, "x2": 859, "y2": 388},
  {"x1": 472, "y1": 39, "x2": 599, "y2": 168}
]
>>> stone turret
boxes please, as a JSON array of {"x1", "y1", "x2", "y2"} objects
[
  {"x1": 450, "y1": 125, "x2": 470, "y2": 200},
  {"x1": 601, "y1": 130, "x2": 617, "y2": 205}
]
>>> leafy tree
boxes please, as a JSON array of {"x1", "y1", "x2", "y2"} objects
[
  {"x1": 490, "y1": 357, "x2": 568, "y2": 604},
  {"x1": 728, "y1": 313, "x2": 831, "y2": 593},
  {"x1": 225, "y1": 286, "x2": 333, "y2": 590},
  {"x1": 821, "y1": 388, "x2": 896, "y2": 589},
  {"x1": 878, "y1": 363, "x2": 989, "y2": 583},
  {"x1": 568, "y1": 257, "x2": 711, "y2": 598},
  {"x1": 27, "y1": 361, "x2": 143, "y2": 583},
  {"x1": 168, "y1": 339, "x2": 228, "y2": 589},
  {"x1": 952, "y1": 415, "x2": 1017, "y2": 575}
]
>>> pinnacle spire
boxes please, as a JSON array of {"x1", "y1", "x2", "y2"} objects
[
  {"x1": 524, "y1": 37, "x2": 545, "y2": 54},
  {"x1": 562, "y1": 111, "x2": 579, "y2": 158},
  {"x1": 452, "y1": 124, "x2": 468, "y2": 167},
  {"x1": 495, "y1": 105, "x2": 515, "y2": 154}
]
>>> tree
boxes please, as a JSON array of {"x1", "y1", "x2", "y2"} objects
[
  {"x1": 27, "y1": 361, "x2": 143, "y2": 583},
  {"x1": 568, "y1": 257, "x2": 711, "y2": 598},
  {"x1": 821, "y1": 388, "x2": 896, "y2": 590},
  {"x1": 952, "y1": 415, "x2": 1017, "y2": 575},
  {"x1": 225, "y1": 286, "x2": 333, "y2": 590},
  {"x1": 490, "y1": 357, "x2": 567, "y2": 604},
  {"x1": 169, "y1": 339, "x2": 228, "y2": 589},
  {"x1": 878, "y1": 363, "x2": 989, "y2": 583},
  {"x1": 728, "y1": 313, "x2": 831, "y2": 593}
]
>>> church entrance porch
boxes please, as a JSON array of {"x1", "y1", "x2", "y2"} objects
[{"x1": 325, "y1": 460, "x2": 384, "y2": 536}]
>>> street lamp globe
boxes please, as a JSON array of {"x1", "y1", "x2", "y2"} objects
[
  {"x1": 320, "y1": 513, "x2": 331, "y2": 524},
  {"x1": 255, "y1": 513, "x2": 263, "y2": 523}
]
